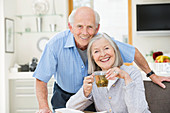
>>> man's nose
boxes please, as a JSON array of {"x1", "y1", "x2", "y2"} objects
[{"x1": 82, "y1": 27, "x2": 88, "y2": 35}]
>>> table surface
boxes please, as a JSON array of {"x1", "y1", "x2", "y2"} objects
[
  {"x1": 84, "y1": 111, "x2": 107, "y2": 113},
  {"x1": 84, "y1": 111, "x2": 98, "y2": 113}
]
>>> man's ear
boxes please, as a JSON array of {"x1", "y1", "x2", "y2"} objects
[
  {"x1": 95, "y1": 24, "x2": 100, "y2": 34},
  {"x1": 68, "y1": 22, "x2": 73, "y2": 32}
]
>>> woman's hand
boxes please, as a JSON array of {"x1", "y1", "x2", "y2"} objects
[
  {"x1": 105, "y1": 67, "x2": 132, "y2": 85},
  {"x1": 83, "y1": 75, "x2": 94, "y2": 97}
]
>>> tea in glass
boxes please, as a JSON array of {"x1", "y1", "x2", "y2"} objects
[{"x1": 94, "y1": 71, "x2": 108, "y2": 87}]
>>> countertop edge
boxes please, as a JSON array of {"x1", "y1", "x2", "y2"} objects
[
  {"x1": 8, "y1": 72, "x2": 170, "y2": 80},
  {"x1": 8, "y1": 72, "x2": 34, "y2": 79}
]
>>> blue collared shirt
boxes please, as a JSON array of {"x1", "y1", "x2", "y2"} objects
[{"x1": 33, "y1": 30, "x2": 135, "y2": 93}]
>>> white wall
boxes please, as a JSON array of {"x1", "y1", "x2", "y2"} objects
[
  {"x1": 94, "y1": 0, "x2": 128, "y2": 42},
  {"x1": 132, "y1": 0, "x2": 170, "y2": 57},
  {"x1": 0, "y1": 0, "x2": 17, "y2": 113},
  {"x1": 4, "y1": 0, "x2": 17, "y2": 73},
  {"x1": 0, "y1": 0, "x2": 6, "y2": 112},
  {"x1": 15, "y1": 0, "x2": 68, "y2": 64},
  {"x1": 4, "y1": 0, "x2": 17, "y2": 112}
]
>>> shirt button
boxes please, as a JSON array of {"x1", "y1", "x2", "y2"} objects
[
  {"x1": 109, "y1": 96, "x2": 112, "y2": 99},
  {"x1": 109, "y1": 109, "x2": 112, "y2": 112},
  {"x1": 81, "y1": 66, "x2": 84, "y2": 68}
]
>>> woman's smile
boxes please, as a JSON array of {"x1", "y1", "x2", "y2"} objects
[{"x1": 100, "y1": 56, "x2": 110, "y2": 62}]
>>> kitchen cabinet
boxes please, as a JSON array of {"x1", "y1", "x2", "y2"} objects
[{"x1": 9, "y1": 72, "x2": 55, "y2": 113}]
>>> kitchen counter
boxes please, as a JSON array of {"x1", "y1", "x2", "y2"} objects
[
  {"x1": 8, "y1": 72, "x2": 34, "y2": 79},
  {"x1": 8, "y1": 71, "x2": 170, "y2": 80}
]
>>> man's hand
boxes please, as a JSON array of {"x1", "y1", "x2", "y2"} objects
[
  {"x1": 36, "y1": 108, "x2": 52, "y2": 113},
  {"x1": 83, "y1": 75, "x2": 94, "y2": 97},
  {"x1": 150, "y1": 74, "x2": 170, "y2": 88}
]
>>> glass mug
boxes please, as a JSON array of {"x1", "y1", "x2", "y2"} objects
[{"x1": 94, "y1": 71, "x2": 108, "y2": 87}]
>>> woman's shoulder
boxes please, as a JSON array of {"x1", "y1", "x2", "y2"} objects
[
  {"x1": 121, "y1": 65, "x2": 139, "y2": 71},
  {"x1": 120, "y1": 65, "x2": 142, "y2": 79}
]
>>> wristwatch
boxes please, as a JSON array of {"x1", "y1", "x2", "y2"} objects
[{"x1": 146, "y1": 70, "x2": 155, "y2": 77}]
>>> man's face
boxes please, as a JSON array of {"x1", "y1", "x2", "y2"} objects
[{"x1": 69, "y1": 8, "x2": 99, "y2": 50}]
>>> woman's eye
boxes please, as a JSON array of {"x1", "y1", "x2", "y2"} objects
[
  {"x1": 94, "y1": 51, "x2": 98, "y2": 53},
  {"x1": 105, "y1": 47, "x2": 109, "y2": 50}
]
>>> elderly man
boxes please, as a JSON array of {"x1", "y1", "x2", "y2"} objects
[{"x1": 33, "y1": 7, "x2": 170, "y2": 113}]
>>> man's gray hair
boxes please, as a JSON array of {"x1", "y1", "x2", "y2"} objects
[
  {"x1": 68, "y1": 8, "x2": 100, "y2": 28},
  {"x1": 87, "y1": 33, "x2": 123, "y2": 74}
]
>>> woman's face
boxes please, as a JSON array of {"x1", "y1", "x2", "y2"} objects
[{"x1": 91, "y1": 38, "x2": 115, "y2": 70}]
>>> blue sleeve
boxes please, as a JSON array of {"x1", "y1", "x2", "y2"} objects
[
  {"x1": 112, "y1": 38, "x2": 135, "y2": 63},
  {"x1": 33, "y1": 44, "x2": 57, "y2": 83}
]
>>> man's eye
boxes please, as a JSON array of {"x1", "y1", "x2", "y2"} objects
[
  {"x1": 77, "y1": 25, "x2": 82, "y2": 28},
  {"x1": 88, "y1": 26, "x2": 93, "y2": 28}
]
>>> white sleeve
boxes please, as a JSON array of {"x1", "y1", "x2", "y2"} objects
[{"x1": 66, "y1": 87, "x2": 93, "y2": 111}]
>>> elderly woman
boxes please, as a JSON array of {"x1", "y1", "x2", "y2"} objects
[{"x1": 66, "y1": 33, "x2": 151, "y2": 113}]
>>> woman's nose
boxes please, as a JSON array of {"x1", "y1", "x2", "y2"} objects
[{"x1": 100, "y1": 50, "x2": 106, "y2": 56}]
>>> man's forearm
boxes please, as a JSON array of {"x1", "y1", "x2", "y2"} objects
[
  {"x1": 134, "y1": 48, "x2": 151, "y2": 74},
  {"x1": 36, "y1": 79, "x2": 49, "y2": 109},
  {"x1": 134, "y1": 48, "x2": 170, "y2": 89}
]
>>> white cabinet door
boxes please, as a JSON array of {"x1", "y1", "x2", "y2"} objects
[{"x1": 9, "y1": 78, "x2": 54, "y2": 113}]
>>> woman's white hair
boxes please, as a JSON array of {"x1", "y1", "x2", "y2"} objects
[
  {"x1": 68, "y1": 7, "x2": 100, "y2": 28},
  {"x1": 87, "y1": 33, "x2": 123, "y2": 74}
]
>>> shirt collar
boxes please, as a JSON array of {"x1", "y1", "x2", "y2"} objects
[{"x1": 64, "y1": 31, "x2": 76, "y2": 49}]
